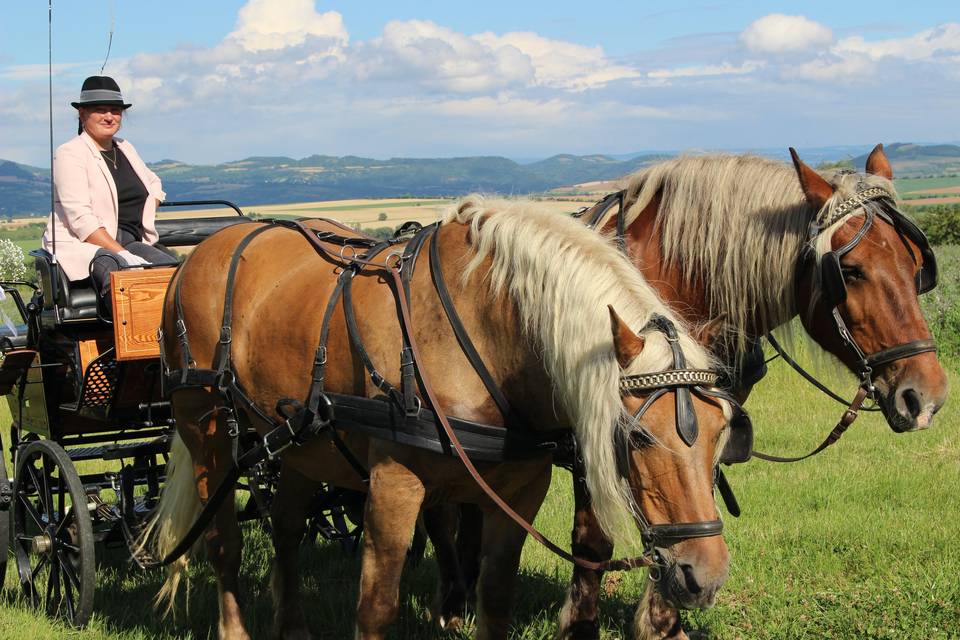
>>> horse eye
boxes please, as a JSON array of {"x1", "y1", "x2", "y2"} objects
[{"x1": 841, "y1": 265, "x2": 865, "y2": 282}]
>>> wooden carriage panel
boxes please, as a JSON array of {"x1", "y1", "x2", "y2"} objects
[{"x1": 110, "y1": 268, "x2": 176, "y2": 361}]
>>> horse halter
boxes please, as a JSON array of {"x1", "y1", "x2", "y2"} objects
[
  {"x1": 613, "y1": 314, "x2": 754, "y2": 558},
  {"x1": 801, "y1": 185, "x2": 938, "y2": 397}
]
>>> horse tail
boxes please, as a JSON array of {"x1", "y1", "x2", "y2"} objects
[{"x1": 134, "y1": 431, "x2": 201, "y2": 616}]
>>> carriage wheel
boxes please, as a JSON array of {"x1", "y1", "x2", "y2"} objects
[
  {"x1": 0, "y1": 432, "x2": 11, "y2": 586},
  {"x1": 306, "y1": 483, "x2": 364, "y2": 553},
  {"x1": 12, "y1": 440, "x2": 95, "y2": 627}
]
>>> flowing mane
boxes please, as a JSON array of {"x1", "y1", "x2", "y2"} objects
[
  {"x1": 617, "y1": 154, "x2": 897, "y2": 355},
  {"x1": 444, "y1": 196, "x2": 720, "y2": 543}
]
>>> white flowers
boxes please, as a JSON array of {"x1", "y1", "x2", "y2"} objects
[{"x1": 0, "y1": 238, "x2": 27, "y2": 282}]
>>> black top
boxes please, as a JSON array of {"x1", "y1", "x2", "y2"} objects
[{"x1": 100, "y1": 145, "x2": 148, "y2": 241}]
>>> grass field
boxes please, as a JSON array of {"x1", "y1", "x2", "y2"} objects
[
  {"x1": 0, "y1": 353, "x2": 957, "y2": 639},
  {"x1": 896, "y1": 176, "x2": 960, "y2": 196}
]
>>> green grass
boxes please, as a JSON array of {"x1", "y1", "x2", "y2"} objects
[{"x1": 0, "y1": 355, "x2": 958, "y2": 639}]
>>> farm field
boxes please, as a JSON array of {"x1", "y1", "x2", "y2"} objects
[
  {"x1": 159, "y1": 196, "x2": 599, "y2": 231},
  {"x1": 0, "y1": 353, "x2": 957, "y2": 638},
  {"x1": 896, "y1": 175, "x2": 960, "y2": 198}
]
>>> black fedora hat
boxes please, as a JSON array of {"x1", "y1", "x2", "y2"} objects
[{"x1": 71, "y1": 75, "x2": 131, "y2": 109}]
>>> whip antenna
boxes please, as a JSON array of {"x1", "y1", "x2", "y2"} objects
[
  {"x1": 48, "y1": 0, "x2": 56, "y2": 264},
  {"x1": 99, "y1": 1, "x2": 114, "y2": 74}
]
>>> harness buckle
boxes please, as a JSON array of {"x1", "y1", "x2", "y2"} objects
[
  {"x1": 264, "y1": 436, "x2": 293, "y2": 459},
  {"x1": 219, "y1": 326, "x2": 232, "y2": 345},
  {"x1": 316, "y1": 346, "x2": 327, "y2": 366},
  {"x1": 175, "y1": 319, "x2": 188, "y2": 339}
]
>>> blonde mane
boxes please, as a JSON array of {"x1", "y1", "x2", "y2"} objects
[
  {"x1": 443, "y1": 196, "x2": 719, "y2": 545},
  {"x1": 607, "y1": 154, "x2": 897, "y2": 357}
]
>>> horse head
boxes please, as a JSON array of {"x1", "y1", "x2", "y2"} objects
[
  {"x1": 791, "y1": 145, "x2": 948, "y2": 432},
  {"x1": 610, "y1": 307, "x2": 733, "y2": 609}
]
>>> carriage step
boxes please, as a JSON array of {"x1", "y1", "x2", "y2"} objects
[{"x1": 67, "y1": 436, "x2": 171, "y2": 462}]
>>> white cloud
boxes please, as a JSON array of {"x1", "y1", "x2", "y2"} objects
[
  {"x1": 227, "y1": 0, "x2": 348, "y2": 55},
  {"x1": 794, "y1": 54, "x2": 877, "y2": 81},
  {"x1": 351, "y1": 20, "x2": 533, "y2": 93},
  {"x1": 833, "y1": 23, "x2": 960, "y2": 61},
  {"x1": 649, "y1": 61, "x2": 765, "y2": 79},
  {"x1": 741, "y1": 14, "x2": 833, "y2": 54},
  {"x1": 473, "y1": 31, "x2": 641, "y2": 91}
]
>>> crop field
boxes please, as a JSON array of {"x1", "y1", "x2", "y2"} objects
[
  {"x1": 894, "y1": 176, "x2": 960, "y2": 205},
  {"x1": 159, "y1": 197, "x2": 599, "y2": 232}
]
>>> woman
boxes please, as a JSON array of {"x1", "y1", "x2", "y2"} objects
[{"x1": 42, "y1": 75, "x2": 176, "y2": 301}]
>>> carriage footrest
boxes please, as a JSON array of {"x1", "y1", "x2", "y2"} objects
[{"x1": 68, "y1": 436, "x2": 171, "y2": 462}]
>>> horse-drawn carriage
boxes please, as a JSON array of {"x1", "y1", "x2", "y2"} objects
[
  {"x1": 0, "y1": 201, "x2": 362, "y2": 627},
  {"x1": 0, "y1": 146, "x2": 946, "y2": 639}
]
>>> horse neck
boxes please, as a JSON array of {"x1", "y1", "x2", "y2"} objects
[
  {"x1": 425, "y1": 225, "x2": 567, "y2": 430},
  {"x1": 610, "y1": 192, "x2": 800, "y2": 343}
]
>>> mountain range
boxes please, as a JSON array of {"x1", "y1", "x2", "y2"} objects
[{"x1": 1, "y1": 142, "x2": 958, "y2": 217}]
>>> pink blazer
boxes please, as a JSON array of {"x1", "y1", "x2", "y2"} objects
[{"x1": 41, "y1": 132, "x2": 165, "y2": 281}]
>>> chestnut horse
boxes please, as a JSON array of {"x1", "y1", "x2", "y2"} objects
[
  {"x1": 140, "y1": 199, "x2": 741, "y2": 639},
  {"x1": 436, "y1": 146, "x2": 948, "y2": 640},
  {"x1": 553, "y1": 145, "x2": 948, "y2": 640}
]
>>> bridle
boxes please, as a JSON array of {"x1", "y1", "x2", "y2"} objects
[
  {"x1": 611, "y1": 313, "x2": 753, "y2": 571},
  {"x1": 798, "y1": 184, "x2": 938, "y2": 401}
]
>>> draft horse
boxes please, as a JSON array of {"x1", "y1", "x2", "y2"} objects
[
  {"x1": 550, "y1": 145, "x2": 948, "y2": 639},
  {"x1": 141, "y1": 200, "x2": 743, "y2": 639}
]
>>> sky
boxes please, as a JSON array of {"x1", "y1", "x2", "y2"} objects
[{"x1": 1, "y1": 0, "x2": 958, "y2": 166}]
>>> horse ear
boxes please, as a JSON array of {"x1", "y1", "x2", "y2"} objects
[
  {"x1": 608, "y1": 305, "x2": 645, "y2": 369},
  {"x1": 865, "y1": 143, "x2": 894, "y2": 180},
  {"x1": 789, "y1": 147, "x2": 834, "y2": 211},
  {"x1": 692, "y1": 314, "x2": 726, "y2": 347}
]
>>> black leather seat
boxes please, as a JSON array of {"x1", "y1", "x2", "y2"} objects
[{"x1": 30, "y1": 248, "x2": 101, "y2": 324}]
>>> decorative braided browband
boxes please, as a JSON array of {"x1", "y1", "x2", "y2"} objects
[
  {"x1": 817, "y1": 186, "x2": 893, "y2": 231},
  {"x1": 619, "y1": 369, "x2": 719, "y2": 392}
]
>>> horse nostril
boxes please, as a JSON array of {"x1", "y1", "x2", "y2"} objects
[
  {"x1": 679, "y1": 564, "x2": 702, "y2": 595},
  {"x1": 900, "y1": 387, "x2": 922, "y2": 419}
]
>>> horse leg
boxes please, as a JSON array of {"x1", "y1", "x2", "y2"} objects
[
  {"x1": 555, "y1": 465, "x2": 614, "y2": 640},
  {"x1": 456, "y1": 503, "x2": 484, "y2": 597},
  {"x1": 633, "y1": 581, "x2": 687, "y2": 640},
  {"x1": 474, "y1": 469, "x2": 551, "y2": 640},
  {"x1": 270, "y1": 463, "x2": 319, "y2": 640},
  {"x1": 174, "y1": 393, "x2": 251, "y2": 640},
  {"x1": 355, "y1": 457, "x2": 425, "y2": 640},
  {"x1": 421, "y1": 503, "x2": 468, "y2": 630}
]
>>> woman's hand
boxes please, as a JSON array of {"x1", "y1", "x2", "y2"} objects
[{"x1": 117, "y1": 250, "x2": 150, "y2": 267}]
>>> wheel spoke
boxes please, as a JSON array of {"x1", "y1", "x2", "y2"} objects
[
  {"x1": 57, "y1": 550, "x2": 82, "y2": 592},
  {"x1": 55, "y1": 505, "x2": 76, "y2": 538},
  {"x1": 31, "y1": 554, "x2": 49, "y2": 579},
  {"x1": 57, "y1": 539, "x2": 81, "y2": 554},
  {"x1": 45, "y1": 559, "x2": 58, "y2": 610},
  {"x1": 57, "y1": 550, "x2": 80, "y2": 620},
  {"x1": 17, "y1": 493, "x2": 46, "y2": 530},
  {"x1": 40, "y1": 455, "x2": 54, "y2": 519}
]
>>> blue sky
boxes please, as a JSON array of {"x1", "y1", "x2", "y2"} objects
[{"x1": 1, "y1": 1, "x2": 958, "y2": 165}]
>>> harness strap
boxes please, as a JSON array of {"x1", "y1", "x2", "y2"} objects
[
  {"x1": 385, "y1": 264, "x2": 653, "y2": 573},
  {"x1": 428, "y1": 226, "x2": 516, "y2": 424},
  {"x1": 865, "y1": 339, "x2": 937, "y2": 368}
]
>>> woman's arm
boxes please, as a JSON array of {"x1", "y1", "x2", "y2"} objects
[
  {"x1": 53, "y1": 144, "x2": 104, "y2": 241},
  {"x1": 82, "y1": 227, "x2": 125, "y2": 253}
]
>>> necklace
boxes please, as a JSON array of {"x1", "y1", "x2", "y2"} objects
[{"x1": 101, "y1": 145, "x2": 118, "y2": 170}]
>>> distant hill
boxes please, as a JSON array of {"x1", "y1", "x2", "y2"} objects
[
  {"x1": 0, "y1": 161, "x2": 49, "y2": 217},
  {"x1": 851, "y1": 143, "x2": 960, "y2": 177},
  {"x1": 0, "y1": 152, "x2": 669, "y2": 216},
  {"x1": 1, "y1": 143, "x2": 957, "y2": 216}
]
